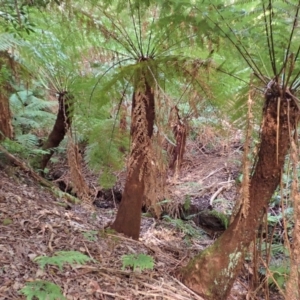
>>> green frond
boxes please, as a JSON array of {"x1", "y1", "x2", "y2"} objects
[
  {"x1": 84, "y1": 118, "x2": 129, "y2": 173},
  {"x1": 15, "y1": 133, "x2": 39, "y2": 149},
  {"x1": 209, "y1": 210, "x2": 230, "y2": 229},
  {"x1": 34, "y1": 251, "x2": 92, "y2": 271},
  {"x1": 18, "y1": 10, "x2": 91, "y2": 92},
  {"x1": 2, "y1": 135, "x2": 48, "y2": 159},
  {"x1": 20, "y1": 280, "x2": 66, "y2": 300},
  {"x1": 99, "y1": 170, "x2": 118, "y2": 189},
  {"x1": 10, "y1": 90, "x2": 56, "y2": 131},
  {"x1": 121, "y1": 253, "x2": 154, "y2": 272},
  {"x1": 196, "y1": 0, "x2": 300, "y2": 87}
]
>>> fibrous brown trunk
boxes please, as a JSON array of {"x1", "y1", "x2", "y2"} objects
[
  {"x1": 181, "y1": 90, "x2": 299, "y2": 299},
  {"x1": 39, "y1": 92, "x2": 73, "y2": 171},
  {"x1": 0, "y1": 90, "x2": 13, "y2": 141},
  {"x1": 0, "y1": 51, "x2": 13, "y2": 141},
  {"x1": 111, "y1": 80, "x2": 155, "y2": 240}
]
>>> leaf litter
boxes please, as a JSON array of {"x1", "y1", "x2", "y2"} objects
[
  {"x1": 0, "y1": 163, "x2": 205, "y2": 299},
  {"x1": 0, "y1": 141, "x2": 283, "y2": 299}
]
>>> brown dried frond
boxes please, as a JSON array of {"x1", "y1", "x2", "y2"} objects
[
  {"x1": 66, "y1": 130, "x2": 92, "y2": 205},
  {"x1": 144, "y1": 133, "x2": 169, "y2": 218},
  {"x1": 168, "y1": 106, "x2": 188, "y2": 175},
  {"x1": 127, "y1": 87, "x2": 167, "y2": 218},
  {"x1": 188, "y1": 90, "x2": 205, "y2": 116},
  {"x1": 127, "y1": 90, "x2": 151, "y2": 179},
  {"x1": 181, "y1": 59, "x2": 214, "y2": 99},
  {"x1": 119, "y1": 101, "x2": 129, "y2": 133},
  {"x1": 231, "y1": 84, "x2": 254, "y2": 221},
  {"x1": 285, "y1": 135, "x2": 300, "y2": 299}
]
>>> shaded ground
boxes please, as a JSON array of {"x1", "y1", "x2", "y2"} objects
[
  {"x1": 165, "y1": 141, "x2": 241, "y2": 233},
  {"x1": 0, "y1": 141, "x2": 283, "y2": 300}
]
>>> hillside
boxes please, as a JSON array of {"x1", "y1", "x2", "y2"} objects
[{"x1": 0, "y1": 141, "x2": 283, "y2": 300}]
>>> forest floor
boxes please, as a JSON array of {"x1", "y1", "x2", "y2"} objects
[{"x1": 0, "y1": 140, "x2": 284, "y2": 300}]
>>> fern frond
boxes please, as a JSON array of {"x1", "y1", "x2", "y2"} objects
[
  {"x1": 34, "y1": 251, "x2": 92, "y2": 271},
  {"x1": 121, "y1": 253, "x2": 154, "y2": 271},
  {"x1": 20, "y1": 280, "x2": 66, "y2": 300},
  {"x1": 15, "y1": 133, "x2": 39, "y2": 149},
  {"x1": 84, "y1": 119, "x2": 129, "y2": 172}
]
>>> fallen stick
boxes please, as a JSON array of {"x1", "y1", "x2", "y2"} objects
[{"x1": 0, "y1": 144, "x2": 80, "y2": 205}]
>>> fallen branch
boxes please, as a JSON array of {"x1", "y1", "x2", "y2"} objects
[
  {"x1": 0, "y1": 144, "x2": 80, "y2": 205},
  {"x1": 0, "y1": 144, "x2": 53, "y2": 188},
  {"x1": 209, "y1": 185, "x2": 227, "y2": 206},
  {"x1": 209, "y1": 178, "x2": 234, "y2": 206}
]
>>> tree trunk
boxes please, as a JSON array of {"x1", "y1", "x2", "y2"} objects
[
  {"x1": 180, "y1": 91, "x2": 299, "y2": 299},
  {"x1": 39, "y1": 92, "x2": 73, "y2": 171},
  {"x1": 0, "y1": 51, "x2": 13, "y2": 141},
  {"x1": 111, "y1": 80, "x2": 155, "y2": 240}
]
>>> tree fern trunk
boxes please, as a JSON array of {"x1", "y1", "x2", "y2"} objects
[
  {"x1": 181, "y1": 91, "x2": 299, "y2": 299},
  {"x1": 0, "y1": 51, "x2": 13, "y2": 141},
  {"x1": 111, "y1": 80, "x2": 155, "y2": 240},
  {"x1": 0, "y1": 89, "x2": 13, "y2": 141},
  {"x1": 39, "y1": 92, "x2": 73, "y2": 171}
]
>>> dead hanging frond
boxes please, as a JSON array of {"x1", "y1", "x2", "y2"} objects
[
  {"x1": 143, "y1": 142, "x2": 165, "y2": 218},
  {"x1": 150, "y1": 131, "x2": 169, "y2": 217},
  {"x1": 144, "y1": 89, "x2": 170, "y2": 219},
  {"x1": 231, "y1": 80, "x2": 254, "y2": 222},
  {"x1": 127, "y1": 89, "x2": 151, "y2": 180},
  {"x1": 168, "y1": 106, "x2": 188, "y2": 175},
  {"x1": 66, "y1": 130, "x2": 91, "y2": 204},
  {"x1": 127, "y1": 84, "x2": 165, "y2": 218},
  {"x1": 285, "y1": 134, "x2": 300, "y2": 299}
]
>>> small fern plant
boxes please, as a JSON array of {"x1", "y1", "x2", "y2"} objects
[
  {"x1": 33, "y1": 250, "x2": 92, "y2": 271},
  {"x1": 20, "y1": 251, "x2": 92, "y2": 299},
  {"x1": 121, "y1": 253, "x2": 154, "y2": 272},
  {"x1": 20, "y1": 280, "x2": 66, "y2": 300},
  {"x1": 209, "y1": 210, "x2": 230, "y2": 229},
  {"x1": 163, "y1": 215, "x2": 202, "y2": 238}
]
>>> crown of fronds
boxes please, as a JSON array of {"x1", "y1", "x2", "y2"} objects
[
  {"x1": 199, "y1": 0, "x2": 300, "y2": 88},
  {"x1": 70, "y1": 0, "x2": 217, "y2": 105},
  {"x1": 180, "y1": 0, "x2": 300, "y2": 126}
]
